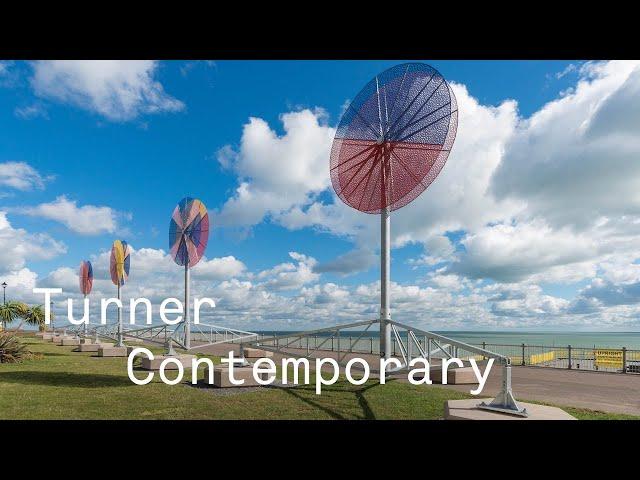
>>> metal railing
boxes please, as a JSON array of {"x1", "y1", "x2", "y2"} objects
[
  {"x1": 242, "y1": 319, "x2": 528, "y2": 416},
  {"x1": 254, "y1": 335, "x2": 640, "y2": 375},
  {"x1": 471, "y1": 343, "x2": 640, "y2": 375}
]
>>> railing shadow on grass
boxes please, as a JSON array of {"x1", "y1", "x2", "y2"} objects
[{"x1": 274, "y1": 378, "x2": 388, "y2": 420}]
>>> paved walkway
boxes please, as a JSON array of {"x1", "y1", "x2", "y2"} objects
[
  {"x1": 439, "y1": 365, "x2": 640, "y2": 416},
  {"x1": 192, "y1": 342, "x2": 640, "y2": 416}
]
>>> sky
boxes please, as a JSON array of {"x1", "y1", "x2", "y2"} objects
[{"x1": 1, "y1": 59, "x2": 640, "y2": 332}]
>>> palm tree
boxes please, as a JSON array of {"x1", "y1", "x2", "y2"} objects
[
  {"x1": 0, "y1": 301, "x2": 28, "y2": 331},
  {"x1": 15, "y1": 304, "x2": 46, "y2": 333}
]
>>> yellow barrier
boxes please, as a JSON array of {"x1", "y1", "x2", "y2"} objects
[
  {"x1": 530, "y1": 351, "x2": 555, "y2": 365},
  {"x1": 594, "y1": 349, "x2": 623, "y2": 369}
]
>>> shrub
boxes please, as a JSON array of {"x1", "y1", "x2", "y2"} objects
[{"x1": 0, "y1": 333, "x2": 33, "y2": 363}]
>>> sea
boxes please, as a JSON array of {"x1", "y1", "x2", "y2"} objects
[{"x1": 255, "y1": 330, "x2": 640, "y2": 350}]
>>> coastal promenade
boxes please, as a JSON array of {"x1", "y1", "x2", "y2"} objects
[{"x1": 194, "y1": 342, "x2": 640, "y2": 416}]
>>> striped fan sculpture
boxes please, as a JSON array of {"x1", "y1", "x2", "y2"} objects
[
  {"x1": 110, "y1": 240, "x2": 131, "y2": 347},
  {"x1": 169, "y1": 197, "x2": 210, "y2": 349},
  {"x1": 79, "y1": 260, "x2": 93, "y2": 336}
]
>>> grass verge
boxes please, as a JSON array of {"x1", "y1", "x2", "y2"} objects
[{"x1": 0, "y1": 336, "x2": 636, "y2": 420}]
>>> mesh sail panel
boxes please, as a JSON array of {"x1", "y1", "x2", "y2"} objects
[
  {"x1": 79, "y1": 260, "x2": 93, "y2": 295},
  {"x1": 169, "y1": 197, "x2": 210, "y2": 268},
  {"x1": 331, "y1": 63, "x2": 458, "y2": 213},
  {"x1": 110, "y1": 240, "x2": 131, "y2": 286}
]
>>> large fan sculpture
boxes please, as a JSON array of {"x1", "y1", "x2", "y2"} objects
[
  {"x1": 79, "y1": 260, "x2": 93, "y2": 337},
  {"x1": 110, "y1": 240, "x2": 131, "y2": 347},
  {"x1": 330, "y1": 63, "x2": 458, "y2": 359},
  {"x1": 169, "y1": 197, "x2": 210, "y2": 349}
]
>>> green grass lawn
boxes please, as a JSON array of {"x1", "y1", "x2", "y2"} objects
[{"x1": 0, "y1": 336, "x2": 636, "y2": 420}]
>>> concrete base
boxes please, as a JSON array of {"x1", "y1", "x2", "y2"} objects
[
  {"x1": 61, "y1": 338, "x2": 81, "y2": 346},
  {"x1": 35, "y1": 332, "x2": 45, "y2": 337},
  {"x1": 243, "y1": 347, "x2": 273, "y2": 358},
  {"x1": 98, "y1": 346, "x2": 128, "y2": 357},
  {"x1": 53, "y1": 336, "x2": 73, "y2": 345},
  {"x1": 202, "y1": 365, "x2": 269, "y2": 387},
  {"x1": 140, "y1": 354, "x2": 196, "y2": 370},
  {"x1": 42, "y1": 333, "x2": 55, "y2": 340},
  {"x1": 445, "y1": 398, "x2": 576, "y2": 420},
  {"x1": 75, "y1": 342, "x2": 113, "y2": 352},
  {"x1": 430, "y1": 367, "x2": 478, "y2": 385}
]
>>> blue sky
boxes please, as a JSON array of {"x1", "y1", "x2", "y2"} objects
[{"x1": 1, "y1": 60, "x2": 640, "y2": 331}]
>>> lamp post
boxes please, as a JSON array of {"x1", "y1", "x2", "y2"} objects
[
  {"x1": 1, "y1": 282, "x2": 6, "y2": 331},
  {"x1": 50, "y1": 300, "x2": 54, "y2": 332}
]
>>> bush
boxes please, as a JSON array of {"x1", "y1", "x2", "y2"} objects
[{"x1": 0, "y1": 333, "x2": 34, "y2": 363}]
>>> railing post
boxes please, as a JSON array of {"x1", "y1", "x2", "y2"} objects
[
  {"x1": 370, "y1": 337, "x2": 373, "y2": 354},
  {"x1": 568, "y1": 345, "x2": 572, "y2": 370},
  {"x1": 622, "y1": 347, "x2": 627, "y2": 373},
  {"x1": 349, "y1": 336, "x2": 352, "y2": 352},
  {"x1": 482, "y1": 342, "x2": 486, "y2": 360},
  {"x1": 521, "y1": 343, "x2": 526, "y2": 366},
  {"x1": 306, "y1": 337, "x2": 310, "y2": 356},
  {"x1": 331, "y1": 337, "x2": 334, "y2": 351}
]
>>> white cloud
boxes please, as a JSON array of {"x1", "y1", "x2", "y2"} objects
[
  {"x1": 30, "y1": 60, "x2": 184, "y2": 121},
  {"x1": 15, "y1": 195, "x2": 124, "y2": 235},
  {"x1": 193, "y1": 256, "x2": 246, "y2": 281},
  {"x1": 450, "y1": 220, "x2": 599, "y2": 283},
  {"x1": 0, "y1": 161, "x2": 51, "y2": 191},
  {"x1": 256, "y1": 252, "x2": 319, "y2": 291},
  {"x1": 408, "y1": 235, "x2": 456, "y2": 267},
  {"x1": 215, "y1": 109, "x2": 335, "y2": 227},
  {"x1": 0, "y1": 212, "x2": 66, "y2": 273},
  {"x1": 492, "y1": 60, "x2": 640, "y2": 230}
]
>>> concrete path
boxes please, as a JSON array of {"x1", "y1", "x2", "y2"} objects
[{"x1": 438, "y1": 365, "x2": 640, "y2": 416}]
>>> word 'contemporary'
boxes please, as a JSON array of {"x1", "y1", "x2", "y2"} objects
[{"x1": 128, "y1": 349, "x2": 494, "y2": 395}]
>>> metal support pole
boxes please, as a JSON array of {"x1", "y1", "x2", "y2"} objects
[
  {"x1": 568, "y1": 345, "x2": 572, "y2": 370},
  {"x1": 117, "y1": 284, "x2": 123, "y2": 347},
  {"x1": 478, "y1": 364, "x2": 528, "y2": 417},
  {"x1": 185, "y1": 264, "x2": 191, "y2": 350},
  {"x1": 521, "y1": 343, "x2": 526, "y2": 366},
  {"x1": 380, "y1": 206, "x2": 391, "y2": 360},
  {"x1": 83, "y1": 294, "x2": 88, "y2": 338},
  {"x1": 622, "y1": 347, "x2": 627, "y2": 373}
]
